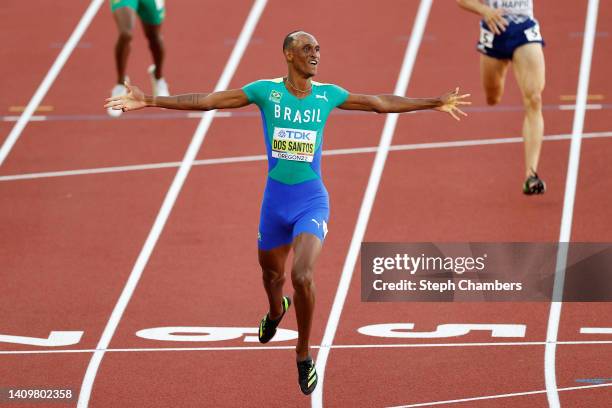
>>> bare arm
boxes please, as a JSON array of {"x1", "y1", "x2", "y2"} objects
[
  {"x1": 339, "y1": 94, "x2": 441, "y2": 113},
  {"x1": 147, "y1": 89, "x2": 251, "y2": 110},
  {"x1": 339, "y1": 88, "x2": 471, "y2": 121},
  {"x1": 456, "y1": 0, "x2": 508, "y2": 35},
  {"x1": 104, "y1": 81, "x2": 251, "y2": 112}
]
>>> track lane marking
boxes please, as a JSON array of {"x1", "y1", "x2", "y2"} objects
[
  {"x1": 387, "y1": 383, "x2": 612, "y2": 408},
  {"x1": 545, "y1": 1, "x2": 600, "y2": 406},
  {"x1": 559, "y1": 103, "x2": 602, "y2": 110},
  {"x1": 0, "y1": 0, "x2": 105, "y2": 166},
  {"x1": 580, "y1": 328, "x2": 612, "y2": 334},
  {"x1": 3, "y1": 339, "x2": 612, "y2": 355},
  {"x1": 75, "y1": 1, "x2": 268, "y2": 406},
  {"x1": 1, "y1": 131, "x2": 611, "y2": 182},
  {"x1": 313, "y1": 1, "x2": 433, "y2": 406}
]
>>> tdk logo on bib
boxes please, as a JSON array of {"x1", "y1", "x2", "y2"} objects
[{"x1": 272, "y1": 127, "x2": 316, "y2": 162}]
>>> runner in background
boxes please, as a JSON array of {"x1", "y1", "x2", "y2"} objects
[
  {"x1": 457, "y1": 0, "x2": 547, "y2": 194},
  {"x1": 107, "y1": 0, "x2": 169, "y2": 117}
]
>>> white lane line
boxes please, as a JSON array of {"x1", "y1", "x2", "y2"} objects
[
  {"x1": 545, "y1": 1, "x2": 600, "y2": 407},
  {"x1": 3, "y1": 339, "x2": 612, "y2": 355},
  {"x1": 0, "y1": 161, "x2": 184, "y2": 181},
  {"x1": 580, "y1": 327, "x2": 612, "y2": 334},
  {"x1": 75, "y1": 1, "x2": 268, "y2": 406},
  {"x1": 187, "y1": 111, "x2": 232, "y2": 118},
  {"x1": 1, "y1": 131, "x2": 611, "y2": 183},
  {"x1": 0, "y1": 0, "x2": 105, "y2": 167},
  {"x1": 312, "y1": 1, "x2": 433, "y2": 406},
  {"x1": 2, "y1": 115, "x2": 47, "y2": 122},
  {"x1": 388, "y1": 383, "x2": 612, "y2": 408},
  {"x1": 558, "y1": 103, "x2": 602, "y2": 110}
]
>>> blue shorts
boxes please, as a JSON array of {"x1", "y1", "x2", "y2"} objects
[
  {"x1": 258, "y1": 178, "x2": 329, "y2": 251},
  {"x1": 477, "y1": 17, "x2": 545, "y2": 60}
]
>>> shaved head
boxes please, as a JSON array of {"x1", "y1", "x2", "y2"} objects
[{"x1": 282, "y1": 30, "x2": 314, "y2": 52}]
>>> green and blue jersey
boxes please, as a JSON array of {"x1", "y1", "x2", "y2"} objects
[
  {"x1": 242, "y1": 78, "x2": 349, "y2": 250},
  {"x1": 242, "y1": 78, "x2": 349, "y2": 185}
]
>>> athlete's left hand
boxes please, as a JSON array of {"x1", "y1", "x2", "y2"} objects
[{"x1": 436, "y1": 88, "x2": 471, "y2": 121}]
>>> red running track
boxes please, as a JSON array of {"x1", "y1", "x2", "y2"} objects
[{"x1": 1, "y1": 0, "x2": 610, "y2": 407}]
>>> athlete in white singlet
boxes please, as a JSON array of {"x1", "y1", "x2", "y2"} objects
[{"x1": 458, "y1": 0, "x2": 546, "y2": 194}]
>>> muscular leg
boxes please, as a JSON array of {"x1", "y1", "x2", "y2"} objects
[
  {"x1": 142, "y1": 23, "x2": 165, "y2": 79},
  {"x1": 291, "y1": 233, "x2": 322, "y2": 361},
  {"x1": 258, "y1": 244, "x2": 291, "y2": 320},
  {"x1": 512, "y1": 43, "x2": 546, "y2": 178},
  {"x1": 480, "y1": 53, "x2": 510, "y2": 105},
  {"x1": 112, "y1": 7, "x2": 136, "y2": 84}
]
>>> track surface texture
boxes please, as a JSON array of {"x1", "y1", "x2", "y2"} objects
[{"x1": 1, "y1": 0, "x2": 610, "y2": 407}]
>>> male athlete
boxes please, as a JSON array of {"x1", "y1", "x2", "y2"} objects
[
  {"x1": 105, "y1": 31, "x2": 470, "y2": 395},
  {"x1": 107, "y1": 0, "x2": 170, "y2": 118},
  {"x1": 457, "y1": 0, "x2": 547, "y2": 194}
]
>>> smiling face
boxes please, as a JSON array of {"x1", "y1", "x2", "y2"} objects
[{"x1": 284, "y1": 32, "x2": 320, "y2": 78}]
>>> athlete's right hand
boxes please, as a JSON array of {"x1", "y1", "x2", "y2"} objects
[
  {"x1": 104, "y1": 80, "x2": 147, "y2": 112},
  {"x1": 482, "y1": 7, "x2": 508, "y2": 35}
]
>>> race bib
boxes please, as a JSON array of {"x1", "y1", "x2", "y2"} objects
[
  {"x1": 524, "y1": 23, "x2": 542, "y2": 42},
  {"x1": 272, "y1": 127, "x2": 316, "y2": 162},
  {"x1": 479, "y1": 26, "x2": 494, "y2": 48}
]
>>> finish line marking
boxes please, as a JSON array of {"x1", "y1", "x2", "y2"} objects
[
  {"x1": 1, "y1": 131, "x2": 611, "y2": 182},
  {"x1": 2, "y1": 339, "x2": 611, "y2": 355}
]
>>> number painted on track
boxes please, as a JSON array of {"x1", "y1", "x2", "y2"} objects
[
  {"x1": 135, "y1": 327, "x2": 298, "y2": 342},
  {"x1": 0, "y1": 331, "x2": 83, "y2": 346},
  {"x1": 4, "y1": 324, "x2": 610, "y2": 347},
  {"x1": 358, "y1": 323, "x2": 526, "y2": 339}
]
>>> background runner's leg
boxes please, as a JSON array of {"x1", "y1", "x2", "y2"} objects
[
  {"x1": 291, "y1": 233, "x2": 322, "y2": 360},
  {"x1": 112, "y1": 7, "x2": 136, "y2": 84},
  {"x1": 480, "y1": 53, "x2": 510, "y2": 106},
  {"x1": 142, "y1": 23, "x2": 165, "y2": 79},
  {"x1": 512, "y1": 43, "x2": 546, "y2": 177},
  {"x1": 259, "y1": 244, "x2": 291, "y2": 320}
]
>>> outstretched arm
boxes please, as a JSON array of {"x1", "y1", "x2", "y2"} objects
[
  {"x1": 104, "y1": 81, "x2": 251, "y2": 112},
  {"x1": 339, "y1": 88, "x2": 471, "y2": 121},
  {"x1": 456, "y1": 0, "x2": 508, "y2": 35}
]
